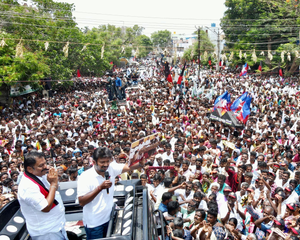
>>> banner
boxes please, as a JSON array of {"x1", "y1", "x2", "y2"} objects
[
  {"x1": 128, "y1": 133, "x2": 160, "y2": 166},
  {"x1": 10, "y1": 84, "x2": 37, "y2": 97},
  {"x1": 268, "y1": 228, "x2": 286, "y2": 240}
]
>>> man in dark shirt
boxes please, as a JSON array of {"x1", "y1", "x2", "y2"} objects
[
  {"x1": 225, "y1": 162, "x2": 246, "y2": 192},
  {"x1": 173, "y1": 217, "x2": 192, "y2": 240},
  {"x1": 158, "y1": 192, "x2": 172, "y2": 213}
]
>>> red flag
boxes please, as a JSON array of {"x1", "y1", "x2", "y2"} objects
[
  {"x1": 167, "y1": 74, "x2": 173, "y2": 83},
  {"x1": 279, "y1": 68, "x2": 283, "y2": 77},
  {"x1": 219, "y1": 60, "x2": 222, "y2": 66},
  {"x1": 77, "y1": 69, "x2": 81, "y2": 77},
  {"x1": 110, "y1": 61, "x2": 113, "y2": 65},
  {"x1": 177, "y1": 75, "x2": 183, "y2": 85},
  {"x1": 208, "y1": 56, "x2": 211, "y2": 66},
  {"x1": 258, "y1": 61, "x2": 262, "y2": 72},
  {"x1": 177, "y1": 62, "x2": 186, "y2": 85}
]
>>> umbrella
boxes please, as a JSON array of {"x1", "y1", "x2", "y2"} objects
[
  {"x1": 209, "y1": 109, "x2": 244, "y2": 128},
  {"x1": 221, "y1": 111, "x2": 244, "y2": 128},
  {"x1": 209, "y1": 109, "x2": 223, "y2": 122}
]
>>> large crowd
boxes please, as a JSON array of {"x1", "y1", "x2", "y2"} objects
[{"x1": 0, "y1": 59, "x2": 300, "y2": 240}]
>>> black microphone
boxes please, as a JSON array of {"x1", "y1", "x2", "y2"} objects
[{"x1": 105, "y1": 171, "x2": 110, "y2": 194}]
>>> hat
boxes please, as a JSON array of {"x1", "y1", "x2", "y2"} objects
[
  {"x1": 224, "y1": 186, "x2": 232, "y2": 192},
  {"x1": 287, "y1": 203, "x2": 296, "y2": 211},
  {"x1": 273, "y1": 218, "x2": 285, "y2": 226},
  {"x1": 291, "y1": 227, "x2": 300, "y2": 235},
  {"x1": 285, "y1": 186, "x2": 293, "y2": 192},
  {"x1": 228, "y1": 192, "x2": 236, "y2": 199},
  {"x1": 269, "y1": 172, "x2": 276, "y2": 177},
  {"x1": 73, "y1": 133, "x2": 79, "y2": 137},
  {"x1": 247, "y1": 186, "x2": 255, "y2": 192}
]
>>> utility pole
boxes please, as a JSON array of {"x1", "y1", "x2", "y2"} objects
[
  {"x1": 197, "y1": 26, "x2": 201, "y2": 79},
  {"x1": 216, "y1": 28, "x2": 220, "y2": 72},
  {"x1": 206, "y1": 26, "x2": 222, "y2": 72}
]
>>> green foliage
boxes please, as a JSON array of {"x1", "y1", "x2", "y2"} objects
[
  {"x1": 0, "y1": 0, "x2": 152, "y2": 89},
  {"x1": 0, "y1": 32, "x2": 50, "y2": 87},
  {"x1": 151, "y1": 30, "x2": 172, "y2": 48},
  {"x1": 182, "y1": 30, "x2": 215, "y2": 63},
  {"x1": 135, "y1": 35, "x2": 153, "y2": 58},
  {"x1": 221, "y1": 0, "x2": 300, "y2": 75}
]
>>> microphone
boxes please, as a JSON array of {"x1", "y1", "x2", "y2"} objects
[{"x1": 105, "y1": 171, "x2": 110, "y2": 194}]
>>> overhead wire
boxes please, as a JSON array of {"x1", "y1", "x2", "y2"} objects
[
  {"x1": 0, "y1": 2, "x2": 299, "y2": 24},
  {"x1": 0, "y1": 3, "x2": 298, "y2": 51},
  {"x1": 0, "y1": 10, "x2": 300, "y2": 29}
]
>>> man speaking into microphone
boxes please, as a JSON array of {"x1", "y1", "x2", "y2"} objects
[{"x1": 77, "y1": 147, "x2": 145, "y2": 240}]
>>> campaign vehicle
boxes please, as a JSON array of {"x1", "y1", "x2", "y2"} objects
[{"x1": 0, "y1": 180, "x2": 167, "y2": 240}]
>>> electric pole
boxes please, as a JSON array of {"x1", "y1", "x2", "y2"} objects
[
  {"x1": 216, "y1": 28, "x2": 221, "y2": 72},
  {"x1": 206, "y1": 26, "x2": 222, "y2": 72}
]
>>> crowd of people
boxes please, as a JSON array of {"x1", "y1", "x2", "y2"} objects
[{"x1": 0, "y1": 59, "x2": 300, "y2": 240}]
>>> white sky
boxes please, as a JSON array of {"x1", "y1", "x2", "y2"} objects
[{"x1": 54, "y1": 0, "x2": 227, "y2": 36}]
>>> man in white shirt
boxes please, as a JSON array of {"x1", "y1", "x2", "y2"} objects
[
  {"x1": 18, "y1": 151, "x2": 68, "y2": 240},
  {"x1": 181, "y1": 160, "x2": 193, "y2": 180},
  {"x1": 174, "y1": 181, "x2": 194, "y2": 208},
  {"x1": 77, "y1": 147, "x2": 145, "y2": 239},
  {"x1": 161, "y1": 143, "x2": 174, "y2": 162}
]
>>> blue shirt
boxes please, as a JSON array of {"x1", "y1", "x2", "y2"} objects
[
  {"x1": 183, "y1": 229, "x2": 192, "y2": 240},
  {"x1": 158, "y1": 203, "x2": 168, "y2": 213},
  {"x1": 115, "y1": 78, "x2": 122, "y2": 87},
  {"x1": 53, "y1": 112, "x2": 62, "y2": 117},
  {"x1": 288, "y1": 162, "x2": 295, "y2": 172},
  {"x1": 295, "y1": 184, "x2": 300, "y2": 196},
  {"x1": 78, "y1": 167, "x2": 84, "y2": 176}
]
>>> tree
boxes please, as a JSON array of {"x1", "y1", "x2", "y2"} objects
[
  {"x1": 0, "y1": 0, "x2": 160, "y2": 89},
  {"x1": 0, "y1": 0, "x2": 81, "y2": 86},
  {"x1": 0, "y1": 33, "x2": 50, "y2": 88},
  {"x1": 182, "y1": 30, "x2": 215, "y2": 63},
  {"x1": 135, "y1": 35, "x2": 153, "y2": 58},
  {"x1": 151, "y1": 30, "x2": 172, "y2": 48},
  {"x1": 221, "y1": 0, "x2": 300, "y2": 75}
]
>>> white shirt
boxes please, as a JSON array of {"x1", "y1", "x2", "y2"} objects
[
  {"x1": 182, "y1": 169, "x2": 194, "y2": 180},
  {"x1": 18, "y1": 174, "x2": 65, "y2": 237},
  {"x1": 77, "y1": 161, "x2": 124, "y2": 228},
  {"x1": 219, "y1": 203, "x2": 244, "y2": 231},
  {"x1": 174, "y1": 189, "x2": 194, "y2": 207},
  {"x1": 161, "y1": 152, "x2": 174, "y2": 162},
  {"x1": 153, "y1": 185, "x2": 167, "y2": 209},
  {"x1": 198, "y1": 200, "x2": 208, "y2": 211}
]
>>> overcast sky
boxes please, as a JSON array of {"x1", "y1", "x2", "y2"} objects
[{"x1": 54, "y1": 0, "x2": 227, "y2": 36}]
